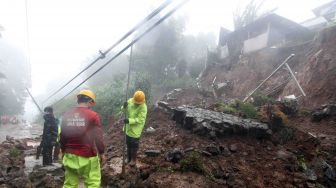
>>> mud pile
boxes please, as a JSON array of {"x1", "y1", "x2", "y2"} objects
[
  {"x1": 0, "y1": 136, "x2": 32, "y2": 187},
  {"x1": 102, "y1": 89, "x2": 336, "y2": 187}
]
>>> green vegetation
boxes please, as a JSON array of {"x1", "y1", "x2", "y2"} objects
[
  {"x1": 9, "y1": 148, "x2": 20, "y2": 158},
  {"x1": 50, "y1": 16, "x2": 216, "y2": 126},
  {"x1": 237, "y1": 101, "x2": 259, "y2": 119},
  {"x1": 217, "y1": 100, "x2": 259, "y2": 119},
  {"x1": 298, "y1": 108, "x2": 311, "y2": 117},
  {"x1": 251, "y1": 93, "x2": 275, "y2": 106},
  {"x1": 180, "y1": 151, "x2": 211, "y2": 178},
  {"x1": 0, "y1": 40, "x2": 30, "y2": 115},
  {"x1": 215, "y1": 103, "x2": 238, "y2": 114},
  {"x1": 297, "y1": 156, "x2": 308, "y2": 171}
]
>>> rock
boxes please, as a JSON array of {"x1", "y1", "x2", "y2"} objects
[
  {"x1": 305, "y1": 182, "x2": 315, "y2": 188},
  {"x1": 311, "y1": 104, "x2": 336, "y2": 122},
  {"x1": 229, "y1": 144, "x2": 238, "y2": 152},
  {"x1": 206, "y1": 145, "x2": 220, "y2": 156},
  {"x1": 209, "y1": 131, "x2": 216, "y2": 139},
  {"x1": 29, "y1": 164, "x2": 64, "y2": 188},
  {"x1": 15, "y1": 142, "x2": 28, "y2": 150},
  {"x1": 165, "y1": 148, "x2": 183, "y2": 163},
  {"x1": 276, "y1": 150, "x2": 293, "y2": 161},
  {"x1": 221, "y1": 146, "x2": 231, "y2": 157},
  {"x1": 282, "y1": 97, "x2": 298, "y2": 116},
  {"x1": 304, "y1": 169, "x2": 317, "y2": 182},
  {"x1": 9, "y1": 177, "x2": 32, "y2": 188},
  {"x1": 145, "y1": 127, "x2": 155, "y2": 133},
  {"x1": 184, "y1": 147, "x2": 194, "y2": 153},
  {"x1": 144, "y1": 150, "x2": 161, "y2": 157},
  {"x1": 157, "y1": 101, "x2": 172, "y2": 112},
  {"x1": 322, "y1": 161, "x2": 336, "y2": 181},
  {"x1": 5, "y1": 136, "x2": 14, "y2": 142}
]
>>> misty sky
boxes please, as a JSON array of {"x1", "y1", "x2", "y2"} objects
[{"x1": 0, "y1": 0, "x2": 331, "y2": 118}]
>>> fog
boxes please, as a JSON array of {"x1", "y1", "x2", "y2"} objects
[{"x1": 0, "y1": 0, "x2": 330, "y2": 121}]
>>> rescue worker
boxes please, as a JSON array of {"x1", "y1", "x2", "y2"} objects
[
  {"x1": 41, "y1": 106, "x2": 58, "y2": 166},
  {"x1": 60, "y1": 89, "x2": 105, "y2": 188},
  {"x1": 123, "y1": 90, "x2": 148, "y2": 167},
  {"x1": 53, "y1": 114, "x2": 62, "y2": 162}
]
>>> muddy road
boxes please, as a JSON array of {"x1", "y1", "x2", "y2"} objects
[{"x1": 0, "y1": 122, "x2": 42, "y2": 142}]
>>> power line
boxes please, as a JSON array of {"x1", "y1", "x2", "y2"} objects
[
  {"x1": 53, "y1": 0, "x2": 190, "y2": 106},
  {"x1": 42, "y1": 0, "x2": 174, "y2": 104}
]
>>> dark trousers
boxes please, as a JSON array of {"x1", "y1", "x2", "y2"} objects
[
  {"x1": 53, "y1": 143, "x2": 60, "y2": 161},
  {"x1": 42, "y1": 145, "x2": 53, "y2": 166},
  {"x1": 126, "y1": 135, "x2": 139, "y2": 163}
]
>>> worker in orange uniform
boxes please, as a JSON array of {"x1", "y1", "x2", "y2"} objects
[
  {"x1": 60, "y1": 89, "x2": 105, "y2": 188},
  {"x1": 123, "y1": 90, "x2": 148, "y2": 167}
]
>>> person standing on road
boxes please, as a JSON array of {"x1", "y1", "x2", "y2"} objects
[
  {"x1": 41, "y1": 106, "x2": 59, "y2": 166},
  {"x1": 60, "y1": 89, "x2": 106, "y2": 188},
  {"x1": 123, "y1": 90, "x2": 148, "y2": 167}
]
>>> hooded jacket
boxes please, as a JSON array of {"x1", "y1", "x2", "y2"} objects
[{"x1": 124, "y1": 98, "x2": 147, "y2": 138}]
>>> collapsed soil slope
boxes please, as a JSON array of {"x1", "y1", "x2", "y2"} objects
[
  {"x1": 102, "y1": 89, "x2": 336, "y2": 187},
  {"x1": 200, "y1": 26, "x2": 336, "y2": 109}
]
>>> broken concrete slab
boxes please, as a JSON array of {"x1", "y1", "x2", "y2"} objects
[{"x1": 171, "y1": 106, "x2": 270, "y2": 138}]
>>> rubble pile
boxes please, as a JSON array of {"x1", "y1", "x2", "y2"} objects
[{"x1": 0, "y1": 136, "x2": 32, "y2": 187}]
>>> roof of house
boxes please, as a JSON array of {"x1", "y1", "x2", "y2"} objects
[
  {"x1": 312, "y1": 0, "x2": 336, "y2": 16},
  {"x1": 219, "y1": 13, "x2": 307, "y2": 45}
]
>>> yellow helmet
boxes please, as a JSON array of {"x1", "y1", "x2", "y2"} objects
[
  {"x1": 77, "y1": 89, "x2": 96, "y2": 102},
  {"x1": 133, "y1": 90, "x2": 145, "y2": 104}
]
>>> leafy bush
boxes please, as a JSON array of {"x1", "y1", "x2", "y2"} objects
[
  {"x1": 215, "y1": 103, "x2": 238, "y2": 114},
  {"x1": 251, "y1": 93, "x2": 275, "y2": 106},
  {"x1": 180, "y1": 152, "x2": 209, "y2": 176},
  {"x1": 234, "y1": 100, "x2": 259, "y2": 119},
  {"x1": 9, "y1": 148, "x2": 20, "y2": 157}
]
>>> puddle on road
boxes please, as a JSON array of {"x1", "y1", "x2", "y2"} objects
[{"x1": 0, "y1": 123, "x2": 42, "y2": 142}]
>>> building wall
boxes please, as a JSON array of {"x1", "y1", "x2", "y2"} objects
[
  {"x1": 243, "y1": 30, "x2": 269, "y2": 54},
  {"x1": 268, "y1": 27, "x2": 285, "y2": 46},
  {"x1": 218, "y1": 45, "x2": 229, "y2": 59}
]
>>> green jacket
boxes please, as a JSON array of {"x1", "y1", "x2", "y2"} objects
[{"x1": 124, "y1": 98, "x2": 147, "y2": 138}]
